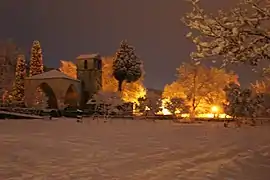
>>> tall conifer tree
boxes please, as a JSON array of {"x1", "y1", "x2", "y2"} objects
[
  {"x1": 29, "y1": 40, "x2": 44, "y2": 76},
  {"x1": 29, "y1": 40, "x2": 46, "y2": 107},
  {"x1": 12, "y1": 54, "x2": 26, "y2": 101}
]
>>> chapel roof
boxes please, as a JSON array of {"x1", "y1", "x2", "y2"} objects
[
  {"x1": 25, "y1": 69, "x2": 80, "y2": 82},
  {"x1": 76, "y1": 54, "x2": 101, "y2": 59}
]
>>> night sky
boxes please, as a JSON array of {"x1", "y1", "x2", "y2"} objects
[{"x1": 0, "y1": 0, "x2": 259, "y2": 89}]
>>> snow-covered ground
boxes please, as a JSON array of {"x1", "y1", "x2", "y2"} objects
[{"x1": 0, "y1": 118, "x2": 270, "y2": 180}]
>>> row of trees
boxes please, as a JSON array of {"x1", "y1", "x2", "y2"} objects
[
  {"x1": 50, "y1": 0, "x2": 270, "y2": 118},
  {"x1": 134, "y1": 62, "x2": 269, "y2": 119},
  {"x1": 2, "y1": 40, "x2": 48, "y2": 108},
  {"x1": 57, "y1": 38, "x2": 269, "y2": 119},
  {"x1": 163, "y1": 63, "x2": 239, "y2": 116},
  {"x1": 174, "y1": 0, "x2": 270, "y2": 119},
  {"x1": 0, "y1": 39, "x2": 144, "y2": 109}
]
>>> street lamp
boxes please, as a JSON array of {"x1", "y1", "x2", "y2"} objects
[
  {"x1": 211, "y1": 106, "x2": 219, "y2": 118},
  {"x1": 211, "y1": 106, "x2": 219, "y2": 113}
]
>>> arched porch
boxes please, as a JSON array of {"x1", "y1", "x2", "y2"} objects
[{"x1": 24, "y1": 70, "x2": 81, "y2": 109}]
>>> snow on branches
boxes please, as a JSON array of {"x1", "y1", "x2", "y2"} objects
[
  {"x1": 11, "y1": 54, "x2": 26, "y2": 101},
  {"x1": 102, "y1": 56, "x2": 146, "y2": 104},
  {"x1": 92, "y1": 91, "x2": 124, "y2": 115},
  {"x1": 183, "y1": 0, "x2": 270, "y2": 67},
  {"x1": 223, "y1": 83, "x2": 264, "y2": 118},
  {"x1": 29, "y1": 40, "x2": 44, "y2": 76},
  {"x1": 113, "y1": 40, "x2": 143, "y2": 91},
  {"x1": 93, "y1": 91, "x2": 124, "y2": 107}
]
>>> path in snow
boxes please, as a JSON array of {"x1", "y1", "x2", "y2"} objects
[{"x1": 0, "y1": 119, "x2": 269, "y2": 180}]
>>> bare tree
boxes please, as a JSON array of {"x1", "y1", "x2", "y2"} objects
[{"x1": 0, "y1": 40, "x2": 20, "y2": 103}]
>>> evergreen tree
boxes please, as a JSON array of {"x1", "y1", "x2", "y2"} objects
[
  {"x1": 12, "y1": 54, "x2": 26, "y2": 101},
  {"x1": 29, "y1": 40, "x2": 44, "y2": 106},
  {"x1": 29, "y1": 40, "x2": 44, "y2": 76},
  {"x1": 224, "y1": 83, "x2": 264, "y2": 121},
  {"x1": 113, "y1": 40, "x2": 142, "y2": 91}
]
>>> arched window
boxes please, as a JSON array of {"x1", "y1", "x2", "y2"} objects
[
  {"x1": 84, "y1": 60, "x2": 88, "y2": 69},
  {"x1": 94, "y1": 59, "x2": 102, "y2": 70},
  {"x1": 97, "y1": 59, "x2": 102, "y2": 70}
]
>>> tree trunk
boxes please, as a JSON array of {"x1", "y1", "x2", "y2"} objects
[
  {"x1": 190, "y1": 67, "x2": 197, "y2": 121},
  {"x1": 190, "y1": 109, "x2": 196, "y2": 121},
  {"x1": 118, "y1": 80, "x2": 123, "y2": 92},
  {"x1": 190, "y1": 95, "x2": 196, "y2": 121}
]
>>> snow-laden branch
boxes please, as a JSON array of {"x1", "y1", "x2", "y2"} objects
[{"x1": 183, "y1": 0, "x2": 270, "y2": 66}]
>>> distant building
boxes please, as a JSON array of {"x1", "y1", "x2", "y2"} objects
[{"x1": 24, "y1": 54, "x2": 102, "y2": 109}]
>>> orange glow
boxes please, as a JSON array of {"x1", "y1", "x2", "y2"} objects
[
  {"x1": 211, "y1": 106, "x2": 219, "y2": 113},
  {"x1": 121, "y1": 84, "x2": 146, "y2": 104},
  {"x1": 157, "y1": 108, "x2": 172, "y2": 115},
  {"x1": 162, "y1": 64, "x2": 239, "y2": 118},
  {"x1": 157, "y1": 99, "x2": 231, "y2": 119},
  {"x1": 157, "y1": 98, "x2": 172, "y2": 115},
  {"x1": 180, "y1": 113, "x2": 231, "y2": 118},
  {"x1": 2, "y1": 90, "x2": 9, "y2": 103},
  {"x1": 102, "y1": 56, "x2": 146, "y2": 104},
  {"x1": 59, "y1": 60, "x2": 77, "y2": 79},
  {"x1": 58, "y1": 57, "x2": 146, "y2": 105}
]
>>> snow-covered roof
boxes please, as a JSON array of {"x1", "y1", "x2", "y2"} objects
[
  {"x1": 25, "y1": 69, "x2": 80, "y2": 82},
  {"x1": 87, "y1": 99, "x2": 96, "y2": 104},
  {"x1": 76, "y1": 54, "x2": 101, "y2": 60}
]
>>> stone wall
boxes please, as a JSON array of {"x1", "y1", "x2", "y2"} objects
[{"x1": 24, "y1": 78, "x2": 81, "y2": 109}]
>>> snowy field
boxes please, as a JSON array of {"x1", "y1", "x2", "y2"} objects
[{"x1": 0, "y1": 118, "x2": 270, "y2": 180}]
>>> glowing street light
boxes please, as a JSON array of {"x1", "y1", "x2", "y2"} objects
[{"x1": 211, "y1": 106, "x2": 219, "y2": 113}]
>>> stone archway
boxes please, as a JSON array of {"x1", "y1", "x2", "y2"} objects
[
  {"x1": 64, "y1": 84, "x2": 79, "y2": 107},
  {"x1": 37, "y1": 82, "x2": 58, "y2": 109},
  {"x1": 24, "y1": 70, "x2": 81, "y2": 109}
]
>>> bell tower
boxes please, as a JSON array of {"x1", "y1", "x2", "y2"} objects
[{"x1": 76, "y1": 54, "x2": 102, "y2": 107}]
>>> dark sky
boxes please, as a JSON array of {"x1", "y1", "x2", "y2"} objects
[{"x1": 0, "y1": 0, "x2": 258, "y2": 89}]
